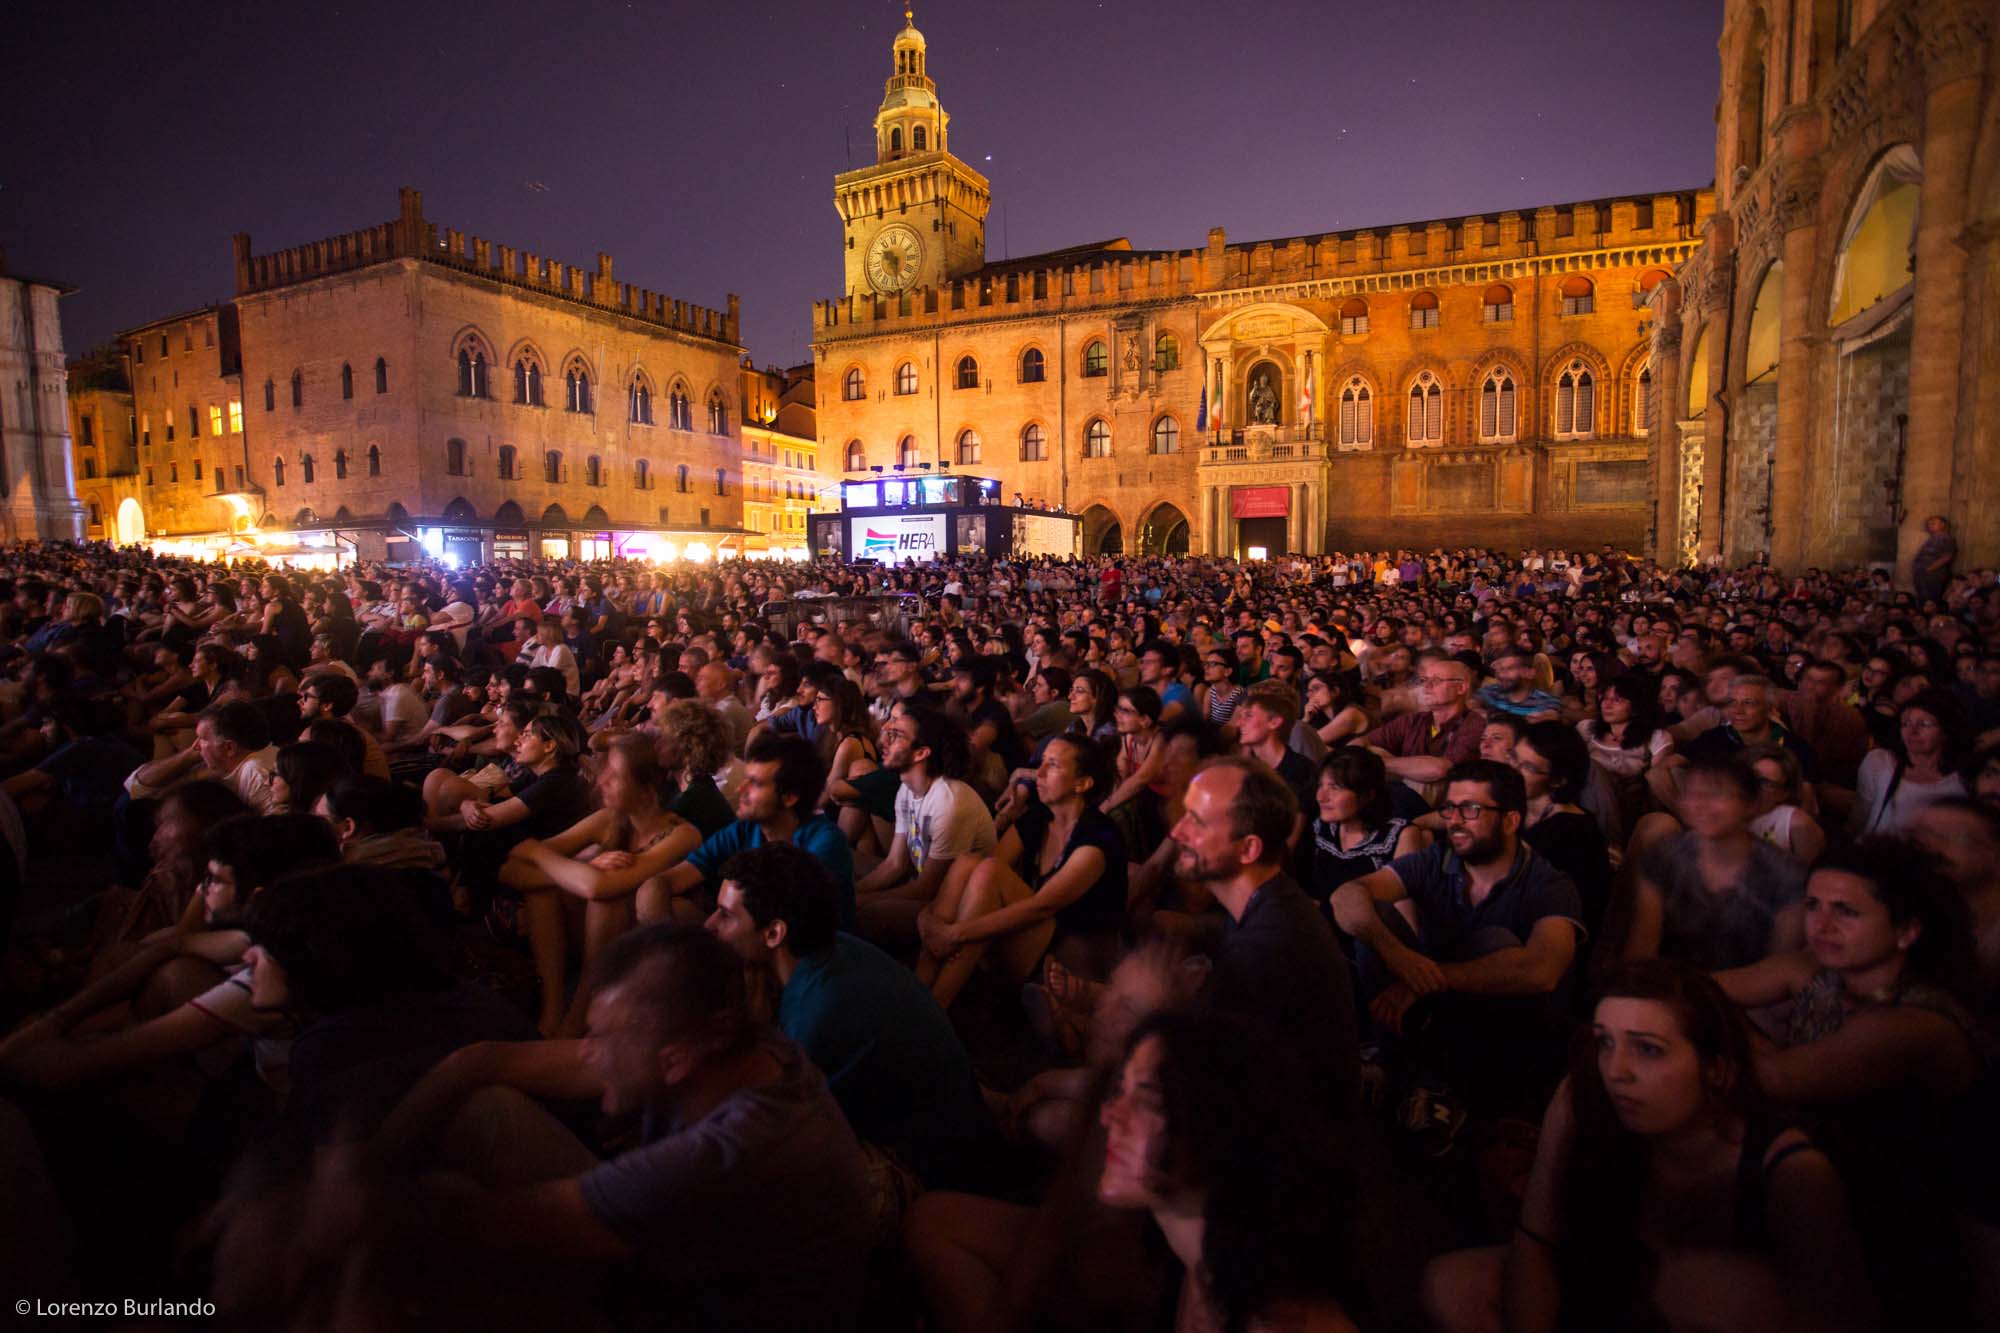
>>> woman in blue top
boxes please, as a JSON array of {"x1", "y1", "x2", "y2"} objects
[{"x1": 916, "y1": 734, "x2": 1127, "y2": 1010}]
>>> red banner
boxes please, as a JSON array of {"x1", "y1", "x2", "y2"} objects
[{"x1": 1230, "y1": 485, "x2": 1290, "y2": 518}]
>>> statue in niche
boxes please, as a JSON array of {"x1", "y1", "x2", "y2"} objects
[
  {"x1": 1124, "y1": 335, "x2": 1143, "y2": 371},
  {"x1": 1247, "y1": 369, "x2": 1279, "y2": 425}
]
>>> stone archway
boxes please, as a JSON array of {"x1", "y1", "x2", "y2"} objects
[
  {"x1": 1080, "y1": 504, "x2": 1123, "y2": 555},
  {"x1": 1138, "y1": 503, "x2": 1190, "y2": 555},
  {"x1": 114, "y1": 497, "x2": 146, "y2": 546}
]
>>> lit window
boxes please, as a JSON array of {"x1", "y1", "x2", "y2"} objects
[
  {"x1": 956, "y1": 430, "x2": 981, "y2": 464},
  {"x1": 209, "y1": 404, "x2": 223, "y2": 437},
  {"x1": 1154, "y1": 334, "x2": 1180, "y2": 371},
  {"x1": 1338, "y1": 377, "x2": 1373, "y2": 447},
  {"x1": 228, "y1": 400, "x2": 243, "y2": 433},
  {"x1": 1479, "y1": 369, "x2": 1518, "y2": 441},
  {"x1": 1406, "y1": 373, "x2": 1443, "y2": 445},
  {"x1": 1634, "y1": 362, "x2": 1653, "y2": 437}
]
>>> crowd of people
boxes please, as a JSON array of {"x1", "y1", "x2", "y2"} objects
[{"x1": 0, "y1": 534, "x2": 1995, "y2": 1332}]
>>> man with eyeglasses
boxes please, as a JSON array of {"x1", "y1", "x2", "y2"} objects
[
  {"x1": 1330, "y1": 759, "x2": 1582, "y2": 1155},
  {"x1": 1359, "y1": 654, "x2": 1484, "y2": 790}
]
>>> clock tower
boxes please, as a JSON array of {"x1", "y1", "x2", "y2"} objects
[{"x1": 835, "y1": 8, "x2": 990, "y2": 298}]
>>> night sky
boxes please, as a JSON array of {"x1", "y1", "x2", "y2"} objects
[{"x1": 2, "y1": 0, "x2": 1723, "y2": 370}]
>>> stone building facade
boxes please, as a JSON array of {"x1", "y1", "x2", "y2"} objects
[
  {"x1": 0, "y1": 260, "x2": 87, "y2": 543},
  {"x1": 118, "y1": 305, "x2": 248, "y2": 545},
  {"x1": 739, "y1": 361, "x2": 827, "y2": 558},
  {"x1": 812, "y1": 14, "x2": 1713, "y2": 558},
  {"x1": 65, "y1": 348, "x2": 140, "y2": 544},
  {"x1": 222, "y1": 188, "x2": 748, "y2": 564},
  {"x1": 1655, "y1": 0, "x2": 1999, "y2": 575}
]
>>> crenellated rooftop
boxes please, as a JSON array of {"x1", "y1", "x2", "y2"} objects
[
  {"x1": 816, "y1": 187, "x2": 1713, "y2": 338},
  {"x1": 233, "y1": 187, "x2": 741, "y2": 348}
]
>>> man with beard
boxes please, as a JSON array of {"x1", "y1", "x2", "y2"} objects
[
  {"x1": 1330, "y1": 759, "x2": 1581, "y2": 1154},
  {"x1": 1166, "y1": 757, "x2": 1358, "y2": 1116}
]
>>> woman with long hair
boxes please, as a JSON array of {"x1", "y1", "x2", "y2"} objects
[
  {"x1": 1424, "y1": 959, "x2": 1872, "y2": 1333},
  {"x1": 1850, "y1": 688, "x2": 1970, "y2": 837},
  {"x1": 1303, "y1": 672, "x2": 1370, "y2": 748},
  {"x1": 269, "y1": 739, "x2": 346, "y2": 818},
  {"x1": 812, "y1": 675, "x2": 879, "y2": 810},
  {"x1": 1100, "y1": 1009, "x2": 1361, "y2": 1333},
  {"x1": 1578, "y1": 675, "x2": 1670, "y2": 835},
  {"x1": 503, "y1": 735, "x2": 699, "y2": 1035},
  {"x1": 1716, "y1": 839, "x2": 1984, "y2": 1329},
  {"x1": 1067, "y1": 668, "x2": 1119, "y2": 744},
  {"x1": 1744, "y1": 744, "x2": 1826, "y2": 866},
  {"x1": 917, "y1": 733, "x2": 1127, "y2": 1009}
]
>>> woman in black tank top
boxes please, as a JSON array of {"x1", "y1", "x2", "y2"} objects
[{"x1": 1423, "y1": 960, "x2": 1874, "y2": 1333}]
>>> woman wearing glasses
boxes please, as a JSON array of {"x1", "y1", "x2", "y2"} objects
[{"x1": 1197, "y1": 649, "x2": 1245, "y2": 728}]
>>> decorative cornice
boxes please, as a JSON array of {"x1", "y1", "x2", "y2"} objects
[{"x1": 1197, "y1": 241, "x2": 1701, "y2": 310}]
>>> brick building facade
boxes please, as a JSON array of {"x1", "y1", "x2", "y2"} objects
[{"x1": 812, "y1": 13, "x2": 1714, "y2": 559}]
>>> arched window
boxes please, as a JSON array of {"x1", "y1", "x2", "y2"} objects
[
  {"x1": 585, "y1": 456, "x2": 602, "y2": 487},
  {"x1": 842, "y1": 367, "x2": 865, "y2": 401},
  {"x1": 715, "y1": 469, "x2": 728, "y2": 496},
  {"x1": 1559, "y1": 275, "x2": 1595, "y2": 316},
  {"x1": 1155, "y1": 333, "x2": 1181, "y2": 370},
  {"x1": 368, "y1": 444, "x2": 382, "y2": 477},
  {"x1": 273, "y1": 456, "x2": 286, "y2": 487},
  {"x1": 635, "y1": 459, "x2": 651, "y2": 490},
  {"x1": 844, "y1": 441, "x2": 866, "y2": 472},
  {"x1": 629, "y1": 376, "x2": 653, "y2": 424},
  {"x1": 544, "y1": 450, "x2": 563, "y2": 484},
  {"x1": 898, "y1": 436, "x2": 920, "y2": 468},
  {"x1": 456, "y1": 338, "x2": 490, "y2": 398},
  {"x1": 1481, "y1": 284, "x2": 1514, "y2": 324},
  {"x1": 334, "y1": 449, "x2": 348, "y2": 480},
  {"x1": 497, "y1": 445, "x2": 515, "y2": 480},
  {"x1": 1410, "y1": 292, "x2": 1440, "y2": 330},
  {"x1": 889, "y1": 126, "x2": 903, "y2": 153},
  {"x1": 1081, "y1": 340, "x2": 1107, "y2": 377},
  {"x1": 1406, "y1": 372, "x2": 1443, "y2": 445},
  {"x1": 1479, "y1": 368, "x2": 1518, "y2": 441},
  {"x1": 89, "y1": 502, "x2": 101, "y2": 527},
  {"x1": 564, "y1": 364, "x2": 593, "y2": 414},
  {"x1": 1151, "y1": 416, "x2": 1180, "y2": 455},
  {"x1": 707, "y1": 391, "x2": 728, "y2": 434},
  {"x1": 1020, "y1": 424, "x2": 1047, "y2": 461},
  {"x1": 1554, "y1": 360, "x2": 1596, "y2": 438},
  {"x1": 1020, "y1": 348, "x2": 1046, "y2": 383},
  {"x1": 894, "y1": 362, "x2": 917, "y2": 396},
  {"x1": 1634, "y1": 361, "x2": 1654, "y2": 437},
  {"x1": 1339, "y1": 297, "x2": 1370, "y2": 335},
  {"x1": 290, "y1": 370, "x2": 304, "y2": 408},
  {"x1": 446, "y1": 437, "x2": 467, "y2": 476},
  {"x1": 956, "y1": 429, "x2": 982, "y2": 464},
  {"x1": 1083, "y1": 419, "x2": 1111, "y2": 458},
  {"x1": 514, "y1": 354, "x2": 545, "y2": 407},
  {"x1": 340, "y1": 363, "x2": 354, "y2": 399},
  {"x1": 263, "y1": 379, "x2": 275, "y2": 412},
  {"x1": 913, "y1": 125, "x2": 927, "y2": 151},
  {"x1": 301, "y1": 454, "x2": 316, "y2": 484},
  {"x1": 1338, "y1": 377, "x2": 1374, "y2": 447},
  {"x1": 375, "y1": 357, "x2": 388, "y2": 393},
  {"x1": 955, "y1": 355, "x2": 979, "y2": 389},
  {"x1": 668, "y1": 385, "x2": 692, "y2": 430},
  {"x1": 677, "y1": 464, "x2": 691, "y2": 493}
]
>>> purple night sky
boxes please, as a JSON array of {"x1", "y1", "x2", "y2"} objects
[{"x1": 2, "y1": 0, "x2": 1723, "y2": 370}]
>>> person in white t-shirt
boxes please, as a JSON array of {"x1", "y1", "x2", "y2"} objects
[
  {"x1": 855, "y1": 705, "x2": 996, "y2": 944},
  {"x1": 523, "y1": 618, "x2": 581, "y2": 701}
]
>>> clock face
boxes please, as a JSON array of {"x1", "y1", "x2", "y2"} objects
[{"x1": 866, "y1": 226, "x2": 924, "y2": 293}]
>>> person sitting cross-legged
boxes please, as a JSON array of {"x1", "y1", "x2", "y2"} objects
[
  {"x1": 1330, "y1": 759, "x2": 1584, "y2": 1152},
  {"x1": 915, "y1": 733, "x2": 1127, "y2": 1010},
  {"x1": 852, "y1": 705, "x2": 996, "y2": 947}
]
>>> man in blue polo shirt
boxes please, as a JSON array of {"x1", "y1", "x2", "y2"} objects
[
  {"x1": 1330, "y1": 759, "x2": 1582, "y2": 1153},
  {"x1": 643, "y1": 734, "x2": 854, "y2": 928}
]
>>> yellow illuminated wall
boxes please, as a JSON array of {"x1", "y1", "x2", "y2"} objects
[
  {"x1": 1685, "y1": 326, "x2": 1710, "y2": 417},
  {"x1": 1745, "y1": 262, "x2": 1783, "y2": 383},
  {"x1": 1831, "y1": 181, "x2": 1917, "y2": 326}
]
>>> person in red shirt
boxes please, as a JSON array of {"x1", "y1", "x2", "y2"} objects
[{"x1": 1362, "y1": 654, "x2": 1485, "y2": 786}]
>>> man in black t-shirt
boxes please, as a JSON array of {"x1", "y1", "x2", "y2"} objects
[{"x1": 951, "y1": 655, "x2": 1026, "y2": 787}]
